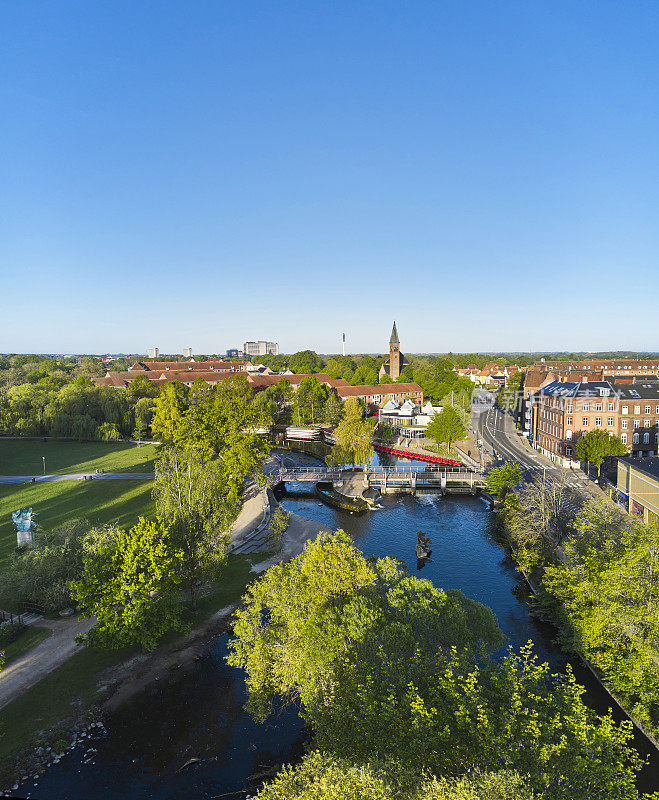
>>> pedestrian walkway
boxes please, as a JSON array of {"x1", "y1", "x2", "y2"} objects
[
  {"x1": 0, "y1": 472, "x2": 155, "y2": 484},
  {"x1": 0, "y1": 615, "x2": 95, "y2": 711}
]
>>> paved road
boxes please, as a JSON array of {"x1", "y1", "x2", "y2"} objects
[
  {"x1": 0, "y1": 472, "x2": 155, "y2": 484},
  {"x1": 472, "y1": 393, "x2": 592, "y2": 491}
]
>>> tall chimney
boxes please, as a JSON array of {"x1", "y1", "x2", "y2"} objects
[{"x1": 342, "y1": 333, "x2": 346, "y2": 357}]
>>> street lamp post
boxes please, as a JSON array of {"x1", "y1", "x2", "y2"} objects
[{"x1": 42, "y1": 456, "x2": 46, "y2": 476}]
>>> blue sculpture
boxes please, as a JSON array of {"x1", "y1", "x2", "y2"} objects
[{"x1": 12, "y1": 507, "x2": 37, "y2": 546}]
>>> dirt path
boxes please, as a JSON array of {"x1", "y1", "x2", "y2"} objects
[{"x1": 0, "y1": 616, "x2": 96, "y2": 710}]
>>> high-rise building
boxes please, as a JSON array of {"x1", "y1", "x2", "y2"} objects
[
  {"x1": 147, "y1": 347, "x2": 159, "y2": 358},
  {"x1": 243, "y1": 341, "x2": 279, "y2": 357},
  {"x1": 182, "y1": 347, "x2": 193, "y2": 358}
]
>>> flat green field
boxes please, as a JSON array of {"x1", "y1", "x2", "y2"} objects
[
  {"x1": 0, "y1": 440, "x2": 159, "y2": 476},
  {"x1": 0, "y1": 479, "x2": 155, "y2": 567}
]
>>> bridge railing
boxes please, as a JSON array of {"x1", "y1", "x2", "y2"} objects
[{"x1": 273, "y1": 466, "x2": 476, "y2": 477}]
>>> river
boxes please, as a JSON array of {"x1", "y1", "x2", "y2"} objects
[{"x1": 11, "y1": 457, "x2": 659, "y2": 798}]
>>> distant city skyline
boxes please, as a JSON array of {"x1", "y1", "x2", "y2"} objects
[{"x1": 2, "y1": 2, "x2": 658, "y2": 353}]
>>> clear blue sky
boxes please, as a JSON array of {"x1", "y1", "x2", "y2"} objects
[{"x1": 2, "y1": 1, "x2": 658, "y2": 355}]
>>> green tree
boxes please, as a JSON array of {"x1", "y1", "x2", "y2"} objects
[
  {"x1": 289, "y1": 350, "x2": 323, "y2": 374},
  {"x1": 125, "y1": 375, "x2": 160, "y2": 403},
  {"x1": 133, "y1": 396, "x2": 155, "y2": 439},
  {"x1": 331, "y1": 397, "x2": 376, "y2": 467},
  {"x1": 151, "y1": 381, "x2": 190, "y2": 443},
  {"x1": 71, "y1": 517, "x2": 186, "y2": 651},
  {"x1": 427, "y1": 406, "x2": 466, "y2": 451},
  {"x1": 379, "y1": 372, "x2": 393, "y2": 384},
  {"x1": 574, "y1": 429, "x2": 627, "y2": 476},
  {"x1": 152, "y1": 376, "x2": 270, "y2": 500},
  {"x1": 265, "y1": 504, "x2": 290, "y2": 553},
  {"x1": 294, "y1": 376, "x2": 329, "y2": 424},
  {"x1": 325, "y1": 356, "x2": 354, "y2": 382},
  {"x1": 75, "y1": 357, "x2": 106, "y2": 378},
  {"x1": 255, "y1": 752, "x2": 532, "y2": 800},
  {"x1": 152, "y1": 447, "x2": 236, "y2": 608},
  {"x1": 486, "y1": 463, "x2": 525, "y2": 498},
  {"x1": 324, "y1": 392, "x2": 344, "y2": 426},
  {"x1": 229, "y1": 532, "x2": 647, "y2": 800},
  {"x1": 0, "y1": 520, "x2": 118, "y2": 613}
]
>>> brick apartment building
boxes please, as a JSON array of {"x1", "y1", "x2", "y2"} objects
[
  {"x1": 532, "y1": 381, "x2": 619, "y2": 465},
  {"x1": 616, "y1": 383, "x2": 659, "y2": 457},
  {"x1": 531, "y1": 358, "x2": 659, "y2": 379},
  {"x1": 531, "y1": 378, "x2": 659, "y2": 465},
  {"x1": 521, "y1": 360, "x2": 659, "y2": 435}
]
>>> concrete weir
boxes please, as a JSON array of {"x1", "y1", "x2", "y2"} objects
[
  {"x1": 332, "y1": 468, "x2": 487, "y2": 501},
  {"x1": 272, "y1": 465, "x2": 487, "y2": 505}
]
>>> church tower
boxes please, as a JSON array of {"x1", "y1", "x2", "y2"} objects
[{"x1": 389, "y1": 321, "x2": 401, "y2": 380}]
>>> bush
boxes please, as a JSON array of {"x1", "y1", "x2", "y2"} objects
[
  {"x1": 97, "y1": 422, "x2": 121, "y2": 441},
  {"x1": 0, "y1": 621, "x2": 26, "y2": 647},
  {"x1": 0, "y1": 520, "x2": 119, "y2": 613}
]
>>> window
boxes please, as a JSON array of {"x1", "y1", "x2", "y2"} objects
[
  {"x1": 582, "y1": 417, "x2": 589, "y2": 426},
  {"x1": 646, "y1": 405, "x2": 652, "y2": 414},
  {"x1": 608, "y1": 417, "x2": 614, "y2": 426},
  {"x1": 622, "y1": 419, "x2": 628, "y2": 429},
  {"x1": 608, "y1": 402, "x2": 615, "y2": 411},
  {"x1": 621, "y1": 433, "x2": 628, "y2": 444},
  {"x1": 646, "y1": 420, "x2": 652, "y2": 428},
  {"x1": 566, "y1": 430, "x2": 573, "y2": 439},
  {"x1": 622, "y1": 405, "x2": 628, "y2": 414},
  {"x1": 566, "y1": 416, "x2": 572, "y2": 425},
  {"x1": 644, "y1": 433, "x2": 650, "y2": 444},
  {"x1": 635, "y1": 405, "x2": 641, "y2": 414},
  {"x1": 565, "y1": 446, "x2": 572, "y2": 456},
  {"x1": 567, "y1": 403, "x2": 573, "y2": 412},
  {"x1": 596, "y1": 403, "x2": 602, "y2": 412},
  {"x1": 582, "y1": 403, "x2": 589, "y2": 411},
  {"x1": 656, "y1": 405, "x2": 659, "y2": 414},
  {"x1": 595, "y1": 417, "x2": 602, "y2": 426},
  {"x1": 633, "y1": 433, "x2": 640, "y2": 444}
]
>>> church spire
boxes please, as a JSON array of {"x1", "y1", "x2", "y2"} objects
[{"x1": 389, "y1": 321, "x2": 399, "y2": 344}]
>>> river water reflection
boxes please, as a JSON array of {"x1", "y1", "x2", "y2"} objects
[{"x1": 16, "y1": 470, "x2": 659, "y2": 798}]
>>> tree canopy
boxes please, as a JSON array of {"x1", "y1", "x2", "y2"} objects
[
  {"x1": 71, "y1": 517, "x2": 186, "y2": 651},
  {"x1": 486, "y1": 463, "x2": 525, "y2": 498},
  {"x1": 151, "y1": 375, "x2": 270, "y2": 501},
  {"x1": 229, "y1": 531, "x2": 649, "y2": 800},
  {"x1": 574, "y1": 429, "x2": 627, "y2": 475},
  {"x1": 288, "y1": 350, "x2": 323, "y2": 374},
  {"x1": 255, "y1": 752, "x2": 532, "y2": 800},
  {"x1": 330, "y1": 397, "x2": 376, "y2": 467},
  {"x1": 153, "y1": 446, "x2": 236, "y2": 608},
  {"x1": 427, "y1": 406, "x2": 466, "y2": 451}
]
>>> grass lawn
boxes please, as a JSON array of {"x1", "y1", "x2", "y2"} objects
[
  {"x1": 3, "y1": 626, "x2": 51, "y2": 666},
  {"x1": 192, "y1": 552, "x2": 271, "y2": 619},
  {"x1": 0, "y1": 479, "x2": 155, "y2": 568},
  {"x1": 0, "y1": 439, "x2": 160, "y2": 476}
]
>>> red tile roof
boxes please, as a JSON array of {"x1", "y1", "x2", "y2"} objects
[
  {"x1": 336, "y1": 383, "x2": 423, "y2": 398},
  {"x1": 129, "y1": 360, "x2": 247, "y2": 372}
]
